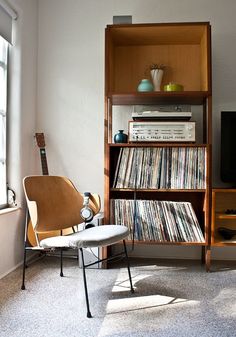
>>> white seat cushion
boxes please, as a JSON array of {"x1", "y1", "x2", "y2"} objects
[{"x1": 39, "y1": 225, "x2": 129, "y2": 249}]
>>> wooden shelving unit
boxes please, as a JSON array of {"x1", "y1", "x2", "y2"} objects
[
  {"x1": 212, "y1": 189, "x2": 236, "y2": 246},
  {"x1": 104, "y1": 22, "x2": 212, "y2": 270}
]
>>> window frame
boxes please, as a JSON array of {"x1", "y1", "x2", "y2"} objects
[{"x1": 0, "y1": 36, "x2": 8, "y2": 209}]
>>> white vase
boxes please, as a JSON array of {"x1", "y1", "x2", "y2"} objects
[{"x1": 150, "y1": 68, "x2": 164, "y2": 91}]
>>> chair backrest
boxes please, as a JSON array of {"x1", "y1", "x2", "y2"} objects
[{"x1": 23, "y1": 175, "x2": 100, "y2": 233}]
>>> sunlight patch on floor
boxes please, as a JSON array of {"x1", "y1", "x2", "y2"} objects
[
  {"x1": 112, "y1": 273, "x2": 150, "y2": 293},
  {"x1": 106, "y1": 293, "x2": 195, "y2": 314},
  {"x1": 107, "y1": 269, "x2": 198, "y2": 315}
]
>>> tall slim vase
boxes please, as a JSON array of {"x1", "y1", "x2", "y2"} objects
[{"x1": 150, "y1": 69, "x2": 164, "y2": 91}]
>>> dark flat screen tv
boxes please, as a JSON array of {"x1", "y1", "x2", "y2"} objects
[{"x1": 221, "y1": 111, "x2": 236, "y2": 184}]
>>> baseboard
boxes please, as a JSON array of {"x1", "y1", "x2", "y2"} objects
[{"x1": 0, "y1": 260, "x2": 23, "y2": 280}]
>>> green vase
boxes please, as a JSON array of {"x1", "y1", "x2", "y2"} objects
[{"x1": 137, "y1": 79, "x2": 154, "y2": 92}]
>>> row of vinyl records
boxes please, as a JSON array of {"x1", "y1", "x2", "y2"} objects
[
  {"x1": 113, "y1": 147, "x2": 206, "y2": 189},
  {"x1": 110, "y1": 199, "x2": 205, "y2": 243}
]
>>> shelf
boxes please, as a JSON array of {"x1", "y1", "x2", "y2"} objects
[
  {"x1": 107, "y1": 22, "x2": 210, "y2": 45},
  {"x1": 109, "y1": 143, "x2": 208, "y2": 148},
  {"x1": 110, "y1": 188, "x2": 206, "y2": 192},
  {"x1": 122, "y1": 240, "x2": 206, "y2": 246},
  {"x1": 108, "y1": 91, "x2": 210, "y2": 105},
  {"x1": 211, "y1": 239, "x2": 236, "y2": 247},
  {"x1": 212, "y1": 189, "x2": 236, "y2": 249},
  {"x1": 212, "y1": 188, "x2": 236, "y2": 193},
  {"x1": 216, "y1": 213, "x2": 236, "y2": 220}
]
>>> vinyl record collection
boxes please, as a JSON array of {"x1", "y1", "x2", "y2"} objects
[
  {"x1": 113, "y1": 147, "x2": 206, "y2": 189},
  {"x1": 110, "y1": 199, "x2": 205, "y2": 243}
]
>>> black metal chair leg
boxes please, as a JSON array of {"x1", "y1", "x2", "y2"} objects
[
  {"x1": 21, "y1": 245, "x2": 27, "y2": 290},
  {"x1": 60, "y1": 248, "x2": 64, "y2": 277},
  {"x1": 123, "y1": 240, "x2": 134, "y2": 293},
  {"x1": 80, "y1": 248, "x2": 92, "y2": 318}
]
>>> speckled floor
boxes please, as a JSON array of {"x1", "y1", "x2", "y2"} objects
[{"x1": 0, "y1": 257, "x2": 235, "y2": 337}]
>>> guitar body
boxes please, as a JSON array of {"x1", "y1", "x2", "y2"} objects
[{"x1": 27, "y1": 133, "x2": 74, "y2": 247}]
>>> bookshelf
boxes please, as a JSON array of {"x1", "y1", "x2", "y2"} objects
[
  {"x1": 104, "y1": 22, "x2": 212, "y2": 270},
  {"x1": 212, "y1": 189, "x2": 236, "y2": 246}
]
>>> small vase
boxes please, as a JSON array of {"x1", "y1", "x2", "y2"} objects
[
  {"x1": 137, "y1": 79, "x2": 154, "y2": 92},
  {"x1": 150, "y1": 69, "x2": 164, "y2": 91},
  {"x1": 114, "y1": 130, "x2": 128, "y2": 143}
]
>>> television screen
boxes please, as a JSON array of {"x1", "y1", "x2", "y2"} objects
[{"x1": 221, "y1": 111, "x2": 236, "y2": 183}]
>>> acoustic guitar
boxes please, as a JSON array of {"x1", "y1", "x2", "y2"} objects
[{"x1": 27, "y1": 133, "x2": 74, "y2": 246}]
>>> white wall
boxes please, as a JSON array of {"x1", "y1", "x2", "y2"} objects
[
  {"x1": 0, "y1": 0, "x2": 38, "y2": 278},
  {"x1": 0, "y1": 209, "x2": 22, "y2": 278},
  {"x1": 37, "y1": 0, "x2": 105, "y2": 194},
  {"x1": 37, "y1": 0, "x2": 236, "y2": 260}
]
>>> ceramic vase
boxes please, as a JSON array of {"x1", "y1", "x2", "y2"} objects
[
  {"x1": 150, "y1": 68, "x2": 164, "y2": 91},
  {"x1": 114, "y1": 130, "x2": 128, "y2": 143},
  {"x1": 137, "y1": 79, "x2": 154, "y2": 92}
]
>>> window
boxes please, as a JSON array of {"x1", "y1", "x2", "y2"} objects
[{"x1": 0, "y1": 36, "x2": 8, "y2": 208}]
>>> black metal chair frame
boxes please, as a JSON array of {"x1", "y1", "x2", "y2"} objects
[{"x1": 21, "y1": 212, "x2": 134, "y2": 318}]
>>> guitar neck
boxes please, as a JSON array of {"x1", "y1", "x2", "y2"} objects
[{"x1": 40, "y1": 148, "x2": 49, "y2": 175}]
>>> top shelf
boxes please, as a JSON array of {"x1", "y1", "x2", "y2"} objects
[
  {"x1": 105, "y1": 22, "x2": 211, "y2": 94},
  {"x1": 108, "y1": 91, "x2": 210, "y2": 105},
  {"x1": 106, "y1": 22, "x2": 210, "y2": 45}
]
